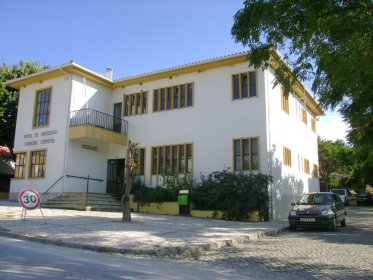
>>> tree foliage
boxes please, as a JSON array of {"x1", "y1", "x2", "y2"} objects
[
  {"x1": 318, "y1": 137, "x2": 372, "y2": 190},
  {"x1": 0, "y1": 61, "x2": 49, "y2": 148},
  {"x1": 231, "y1": 0, "x2": 373, "y2": 147}
]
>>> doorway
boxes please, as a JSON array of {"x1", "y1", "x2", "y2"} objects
[
  {"x1": 107, "y1": 158, "x2": 125, "y2": 194},
  {"x1": 113, "y1": 103, "x2": 122, "y2": 133}
]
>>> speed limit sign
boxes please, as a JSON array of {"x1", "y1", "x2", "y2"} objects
[{"x1": 18, "y1": 188, "x2": 41, "y2": 210}]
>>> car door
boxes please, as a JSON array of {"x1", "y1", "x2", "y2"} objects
[{"x1": 333, "y1": 194, "x2": 345, "y2": 223}]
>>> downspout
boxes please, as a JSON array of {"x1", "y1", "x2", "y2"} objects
[
  {"x1": 59, "y1": 67, "x2": 73, "y2": 194},
  {"x1": 264, "y1": 69, "x2": 274, "y2": 221}
]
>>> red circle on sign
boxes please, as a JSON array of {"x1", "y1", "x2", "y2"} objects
[{"x1": 18, "y1": 189, "x2": 41, "y2": 210}]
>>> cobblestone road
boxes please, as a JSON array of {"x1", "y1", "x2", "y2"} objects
[{"x1": 166, "y1": 207, "x2": 373, "y2": 280}]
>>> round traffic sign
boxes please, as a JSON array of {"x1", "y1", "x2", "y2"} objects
[{"x1": 18, "y1": 189, "x2": 41, "y2": 210}]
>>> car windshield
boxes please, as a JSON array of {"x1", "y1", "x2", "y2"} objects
[
  {"x1": 330, "y1": 189, "x2": 345, "y2": 195},
  {"x1": 297, "y1": 193, "x2": 333, "y2": 205}
]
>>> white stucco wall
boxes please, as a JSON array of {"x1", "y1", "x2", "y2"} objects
[
  {"x1": 9, "y1": 75, "x2": 71, "y2": 200},
  {"x1": 264, "y1": 68, "x2": 320, "y2": 220},
  {"x1": 112, "y1": 62, "x2": 268, "y2": 186}
]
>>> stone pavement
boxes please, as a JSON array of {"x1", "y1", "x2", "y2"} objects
[{"x1": 0, "y1": 200, "x2": 288, "y2": 257}]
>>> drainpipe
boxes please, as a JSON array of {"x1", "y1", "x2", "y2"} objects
[
  {"x1": 264, "y1": 69, "x2": 274, "y2": 221},
  {"x1": 59, "y1": 66, "x2": 73, "y2": 194}
]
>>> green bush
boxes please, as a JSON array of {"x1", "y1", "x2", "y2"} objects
[
  {"x1": 130, "y1": 170, "x2": 271, "y2": 221},
  {"x1": 191, "y1": 170, "x2": 271, "y2": 221}
]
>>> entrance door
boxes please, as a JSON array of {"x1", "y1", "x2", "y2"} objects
[
  {"x1": 107, "y1": 158, "x2": 125, "y2": 194},
  {"x1": 113, "y1": 103, "x2": 122, "y2": 133}
]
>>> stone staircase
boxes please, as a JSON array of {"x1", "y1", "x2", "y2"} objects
[{"x1": 41, "y1": 192, "x2": 122, "y2": 211}]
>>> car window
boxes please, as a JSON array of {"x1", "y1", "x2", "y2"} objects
[
  {"x1": 333, "y1": 194, "x2": 342, "y2": 203},
  {"x1": 330, "y1": 189, "x2": 346, "y2": 195}
]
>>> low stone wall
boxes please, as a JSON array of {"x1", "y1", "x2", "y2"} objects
[{"x1": 130, "y1": 195, "x2": 260, "y2": 222}]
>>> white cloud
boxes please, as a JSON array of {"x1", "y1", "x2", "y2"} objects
[{"x1": 317, "y1": 111, "x2": 349, "y2": 142}]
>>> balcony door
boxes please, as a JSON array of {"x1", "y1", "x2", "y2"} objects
[
  {"x1": 107, "y1": 158, "x2": 125, "y2": 194},
  {"x1": 113, "y1": 103, "x2": 122, "y2": 133}
]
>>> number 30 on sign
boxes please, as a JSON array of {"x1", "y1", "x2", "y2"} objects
[{"x1": 18, "y1": 189, "x2": 41, "y2": 210}]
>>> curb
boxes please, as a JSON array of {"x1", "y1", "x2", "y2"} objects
[{"x1": 0, "y1": 226, "x2": 288, "y2": 258}]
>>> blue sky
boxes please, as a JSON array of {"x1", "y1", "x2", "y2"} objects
[{"x1": 0, "y1": 0, "x2": 347, "y2": 141}]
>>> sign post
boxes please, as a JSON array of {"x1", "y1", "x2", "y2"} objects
[{"x1": 18, "y1": 188, "x2": 46, "y2": 223}]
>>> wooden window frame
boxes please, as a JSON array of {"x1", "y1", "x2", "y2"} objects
[
  {"x1": 233, "y1": 137, "x2": 260, "y2": 172},
  {"x1": 123, "y1": 91, "x2": 147, "y2": 116},
  {"x1": 151, "y1": 143, "x2": 193, "y2": 177},
  {"x1": 14, "y1": 152, "x2": 27, "y2": 179},
  {"x1": 281, "y1": 89, "x2": 290, "y2": 114},
  {"x1": 283, "y1": 147, "x2": 292, "y2": 167},
  {"x1": 304, "y1": 158, "x2": 310, "y2": 174},
  {"x1": 313, "y1": 164, "x2": 319, "y2": 178},
  {"x1": 232, "y1": 71, "x2": 257, "y2": 100},
  {"x1": 311, "y1": 118, "x2": 316, "y2": 133},
  {"x1": 152, "y1": 83, "x2": 194, "y2": 112},
  {"x1": 29, "y1": 149, "x2": 47, "y2": 179},
  {"x1": 33, "y1": 88, "x2": 51, "y2": 128}
]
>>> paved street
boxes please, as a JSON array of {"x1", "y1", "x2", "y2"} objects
[{"x1": 174, "y1": 206, "x2": 373, "y2": 280}]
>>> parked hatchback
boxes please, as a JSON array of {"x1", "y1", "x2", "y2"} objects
[
  {"x1": 288, "y1": 192, "x2": 346, "y2": 231},
  {"x1": 357, "y1": 192, "x2": 373, "y2": 206}
]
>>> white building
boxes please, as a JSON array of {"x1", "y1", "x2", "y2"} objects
[{"x1": 5, "y1": 51, "x2": 323, "y2": 220}]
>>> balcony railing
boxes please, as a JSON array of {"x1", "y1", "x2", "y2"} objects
[{"x1": 70, "y1": 108, "x2": 128, "y2": 135}]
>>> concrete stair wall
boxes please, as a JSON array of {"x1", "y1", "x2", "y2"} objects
[{"x1": 41, "y1": 192, "x2": 122, "y2": 211}]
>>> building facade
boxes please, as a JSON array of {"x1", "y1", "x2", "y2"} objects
[{"x1": 6, "y1": 52, "x2": 323, "y2": 220}]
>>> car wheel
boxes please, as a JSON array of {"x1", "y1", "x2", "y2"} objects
[
  {"x1": 330, "y1": 216, "x2": 337, "y2": 231},
  {"x1": 289, "y1": 226, "x2": 296, "y2": 231},
  {"x1": 341, "y1": 218, "x2": 346, "y2": 227}
]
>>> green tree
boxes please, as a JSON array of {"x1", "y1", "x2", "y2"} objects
[
  {"x1": 1, "y1": 61, "x2": 49, "y2": 148},
  {"x1": 231, "y1": 1, "x2": 373, "y2": 147}
]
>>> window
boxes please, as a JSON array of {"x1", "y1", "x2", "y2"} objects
[
  {"x1": 304, "y1": 158, "x2": 310, "y2": 174},
  {"x1": 281, "y1": 89, "x2": 289, "y2": 114},
  {"x1": 134, "y1": 148, "x2": 145, "y2": 176},
  {"x1": 283, "y1": 147, "x2": 292, "y2": 167},
  {"x1": 302, "y1": 108, "x2": 308, "y2": 124},
  {"x1": 153, "y1": 83, "x2": 194, "y2": 112},
  {"x1": 232, "y1": 71, "x2": 257, "y2": 99},
  {"x1": 124, "y1": 91, "x2": 148, "y2": 116},
  {"x1": 34, "y1": 88, "x2": 51, "y2": 127},
  {"x1": 313, "y1": 164, "x2": 319, "y2": 178},
  {"x1": 30, "y1": 150, "x2": 47, "y2": 178},
  {"x1": 14, "y1": 152, "x2": 27, "y2": 179},
  {"x1": 311, "y1": 118, "x2": 316, "y2": 132},
  {"x1": 233, "y1": 137, "x2": 259, "y2": 172},
  {"x1": 151, "y1": 143, "x2": 193, "y2": 176}
]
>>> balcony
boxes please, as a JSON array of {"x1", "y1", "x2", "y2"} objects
[{"x1": 69, "y1": 108, "x2": 128, "y2": 145}]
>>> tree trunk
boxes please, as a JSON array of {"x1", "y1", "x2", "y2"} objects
[{"x1": 122, "y1": 142, "x2": 132, "y2": 222}]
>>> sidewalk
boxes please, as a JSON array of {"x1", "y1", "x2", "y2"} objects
[{"x1": 0, "y1": 200, "x2": 288, "y2": 257}]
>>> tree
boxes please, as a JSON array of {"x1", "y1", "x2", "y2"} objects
[
  {"x1": 1, "y1": 61, "x2": 49, "y2": 148},
  {"x1": 122, "y1": 141, "x2": 139, "y2": 222},
  {"x1": 231, "y1": 1, "x2": 373, "y2": 148}
]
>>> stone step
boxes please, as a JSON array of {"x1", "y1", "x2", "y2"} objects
[{"x1": 41, "y1": 192, "x2": 122, "y2": 211}]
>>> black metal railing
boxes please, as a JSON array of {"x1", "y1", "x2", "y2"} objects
[{"x1": 69, "y1": 108, "x2": 128, "y2": 135}]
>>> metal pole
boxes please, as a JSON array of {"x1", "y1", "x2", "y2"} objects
[{"x1": 86, "y1": 174, "x2": 89, "y2": 209}]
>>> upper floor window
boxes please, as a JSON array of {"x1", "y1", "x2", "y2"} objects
[
  {"x1": 233, "y1": 137, "x2": 259, "y2": 172},
  {"x1": 153, "y1": 83, "x2": 193, "y2": 112},
  {"x1": 302, "y1": 108, "x2": 308, "y2": 125},
  {"x1": 232, "y1": 71, "x2": 257, "y2": 100},
  {"x1": 14, "y1": 152, "x2": 27, "y2": 179},
  {"x1": 311, "y1": 118, "x2": 316, "y2": 133},
  {"x1": 124, "y1": 91, "x2": 147, "y2": 116},
  {"x1": 34, "y1": 88, "x2": 51, "y2": 127},
  {"x1": 281, "y1": 89, "x2": 289, "y2": 114},
  {"x1": 313, "y1": 164, "x2": 319, "y2": 177}
]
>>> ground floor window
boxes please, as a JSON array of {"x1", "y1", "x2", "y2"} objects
[
  {"x1": 14, "y1": 152, "x2": 27, "y2": 179},
  {"x1": 151, "y1": 143, "x2": 192, "y2": 176},
  {"x1": 233, "y1": 137, "x2": 259, "y2": 172},
  {"x1": 134, "y1": 147, "x2": 145, "y2": 176},
  {"x1": 30, "y1": 150, "x2": 47, "y2": 178}
]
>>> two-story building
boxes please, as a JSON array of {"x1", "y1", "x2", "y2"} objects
[{"x1": 5, "y1": 51, "x2": 323, "y2": 220}]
